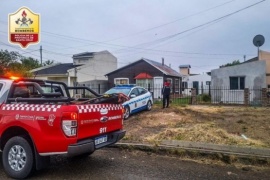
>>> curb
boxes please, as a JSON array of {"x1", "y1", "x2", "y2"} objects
[
  {"x1": 161, "y1": 140, "x2": 270, "y2": 158},
  {"x1": 112, "y1": 140, "x2": 270, "y2": 160}
]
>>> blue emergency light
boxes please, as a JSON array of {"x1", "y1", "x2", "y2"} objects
[{"x1": 115, "y1": 84, "x2": 136, "y2": 88}]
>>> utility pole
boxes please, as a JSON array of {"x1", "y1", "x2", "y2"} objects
[
  {"x1": 74, "y1": 67, "x2": 77, "y2": 87},
  {"x1": 40, "y1": 45, "x2": 42, "y2": 65}
]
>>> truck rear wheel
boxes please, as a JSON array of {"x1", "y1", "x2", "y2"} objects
[{"x1": 2, "y1": 136, "x2": 34, "y2": 179}]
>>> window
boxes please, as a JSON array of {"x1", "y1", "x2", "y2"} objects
[
  {"x1": 181, "y1": 82, "x2": 187, "y2": 91},
  {"x1": 136, "y1": 79, "x2": 153, "y2": 89},
  {"x1": 114, "y1": 78, "x2": 129, "y2": 85},
  {"x1": 174, "y1": 79, "x2": 179, "y2": 92},
  {"x1": 230, "y1": 77, "x2": 245, "y2": 90},
  {"x1": 0, "y1": 83, "x2": 3, "y2": 91},
  {"x1": 130, "y1": 88, "x2": 139, "y2": 96},
  {"x1": 138, "y1": 87, "x2": 147, "y2": 95},
  {"x1": 166, "y1": 78, "x2": 173, "y2": 93}
]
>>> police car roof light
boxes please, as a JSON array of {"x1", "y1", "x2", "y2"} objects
[{"x1": 115, "y1": 84, "x2": 136, "y2": 87}]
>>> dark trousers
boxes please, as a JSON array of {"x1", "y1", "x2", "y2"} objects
[{"x1": 163, "y1": 94, "x2": 170, "y2": 108}]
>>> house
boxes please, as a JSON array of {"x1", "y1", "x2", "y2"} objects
[
  {"x1": 30, "y1": 50, "x2": 117, "y2": 93},
  {"x1": 105, "y1": 58, "x2": 182, "y2": 99},
  {"x1": 211, "y1": 50, "x2": 270, "y2": 104},
  {"x1": 180, "y1": 65, "x2": 211, "y2": 96}
]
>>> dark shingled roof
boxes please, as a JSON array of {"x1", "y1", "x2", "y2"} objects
[
  {"x1": 179, "y1": 65, "x2": 191, "y2": 68},
  {"x1": 32, "y1": 63, "x2": 81, "y2": 75},
  {"x1": 72, "y1": 52, "x2": 94, "y2": 58},
  {"x1": 144, "y1": 58, "x2": 181, "y2": 77},
  {"x1": 106, "y1": 58, "x2": 181, "y2": 77}
]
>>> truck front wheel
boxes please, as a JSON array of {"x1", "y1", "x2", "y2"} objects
[{"x1": 2, "y1": 136, "x2": 34, "y2": 179}]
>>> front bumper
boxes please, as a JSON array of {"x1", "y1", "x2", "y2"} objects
[{"x1": 67, "y1": 130, "x2": 126, "y2": 157}]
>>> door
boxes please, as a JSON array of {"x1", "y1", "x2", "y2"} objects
[
  {"x1": 193, "y1": 81, "x2": 199, "y2": 95},
  {"x1": 153, "y1": 77, "x2": 163, "y2": 99},
  {"x1": 128, "y1": 88, "x2": 140, "y2": 113}
]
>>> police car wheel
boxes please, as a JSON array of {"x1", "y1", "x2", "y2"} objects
[
  {"x1": 2, "y1": 136, "x2": 34, "y2": 179},
  {"x1": 147, "y1": 101, "x2": 152, "y2": 111},
  {"x1": 124, "y1": 106, "x2": 130, "y2": 120}
]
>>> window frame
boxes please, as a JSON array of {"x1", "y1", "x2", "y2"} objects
[
  {"x1": 114, "y1": 78, "x2": 129, "y2": 85},
  {"x1": 229, "y1": 76, "x2": 245, "y2": 90}
]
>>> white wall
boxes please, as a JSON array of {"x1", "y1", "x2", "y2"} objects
[
  {"x1": 211, "y1": 60, "x2": 266, "y2": 88},
  {"x1": 69, "y1": 51, "x2": 117, "y2": 83},
  {"x1": 211, "y1": 60, "x2": 266, "y2": 104},
  {"x1": 182, "y1": 74, "x2": 211, "y2": 95}
]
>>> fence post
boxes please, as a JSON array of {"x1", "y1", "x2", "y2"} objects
[
  {"x1": 262, "y1": 88, "x2": 267, "y2": 106},
  {"x1": 98, "y1": 84, "x2": 101, "y2": 94},
  {"x1": 191, "y1": 88, "x2": 197, "y2": 105},
  {"x1": 244, "y1": 88, "x2": 250, "y2": 106}
]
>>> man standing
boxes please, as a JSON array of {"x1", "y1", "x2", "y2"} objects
[{"x1": 162, "y1": 79, "x2": 171, "y2": 108}]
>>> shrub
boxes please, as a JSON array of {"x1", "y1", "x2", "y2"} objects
[{"x1": 202, "y1": 94, "x2": 211, "y2": 102}]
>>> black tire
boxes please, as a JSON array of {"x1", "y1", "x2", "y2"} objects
[
  {"x1": 2, "y1": 136, "x2": 34, "y2": 179},
  {"x1": 146, "y1": 100, "x2": 152, "y2": 111},
  {"x1": 124, "y1": 106, "x2": 130, "y2": 120}
]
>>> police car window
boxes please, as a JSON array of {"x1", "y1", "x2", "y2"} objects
[
  {"x1": 130, "y1": 88, "x2": 139, "y2": 96},
  {"x1": 138, "y1": 88, "x2": 147, "y2": 95},
  {"x1": 0, "y1": 83, "x2": 3, "y2": 91}
]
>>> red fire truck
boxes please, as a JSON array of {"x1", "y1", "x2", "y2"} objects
[{"x1": 0, "y1": 77, "x2": 126, "y2": 179}]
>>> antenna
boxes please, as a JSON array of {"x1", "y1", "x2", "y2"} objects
[{"x1": 253, "y1": 34, "x2": 265, "y2": 59}]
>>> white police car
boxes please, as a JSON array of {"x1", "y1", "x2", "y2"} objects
[{"x1": 105, "y1": 85, "x2": 153, "y2": 119}]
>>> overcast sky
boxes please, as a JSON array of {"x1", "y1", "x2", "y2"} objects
[{"x1": 0, "y1": 0, "x2": 269, "y2": 74}]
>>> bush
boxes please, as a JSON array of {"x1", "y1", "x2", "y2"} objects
[{"x1": 202, "y1": 94, "x2": 211, "y2": 102}]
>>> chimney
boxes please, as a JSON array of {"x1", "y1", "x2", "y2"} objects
[
  {"x1": 162, "y1": 57, "x2": 164, "y2": 66},
  {"x1": 179, "y1": 65, "x2": 191, "y2": 76}
]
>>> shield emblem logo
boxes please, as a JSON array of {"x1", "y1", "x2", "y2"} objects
[{"x1": 8, "y1": 7, "x2": 40, "y2": 48}]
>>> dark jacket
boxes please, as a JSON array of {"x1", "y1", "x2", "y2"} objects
[{"x1": 162, "y1": 82, "x2": 171, "y2": 96}]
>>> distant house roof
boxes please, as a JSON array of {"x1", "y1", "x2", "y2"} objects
[
  {"x1": 31, "y1": 63, "x2": 81, "y2": 75},
  {"x1": 179, "y1": 65, "x2": 191, "y2": 68},
  {"x1": 106, "y1": 58, "x2": 182, "y2": 77},
  {"x1": 134, "y1": 72, "x2": 153, "y2": 79},
  {"x1": 242, "y1": 56, "x2": 258, "y2": 64},
  {"x1": 72, "y1": 52, "x2": 95, "y2": 59}
]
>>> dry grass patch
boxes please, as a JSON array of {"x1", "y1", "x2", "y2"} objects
[{"x1": 122, "y1": 105, "x2": 270, "y2": 147}]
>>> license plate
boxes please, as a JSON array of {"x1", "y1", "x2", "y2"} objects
[{"x1": 95, "y1": 135, "x2": 107, "y2": 145}]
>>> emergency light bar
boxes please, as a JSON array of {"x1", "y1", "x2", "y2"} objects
[{"x1": 115, "y1": 84, "x2": 136, "y2": 87}]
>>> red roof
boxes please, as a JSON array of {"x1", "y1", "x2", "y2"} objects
[{"x1": 134, "y1": 72, "x2": 153, "y2": 79}]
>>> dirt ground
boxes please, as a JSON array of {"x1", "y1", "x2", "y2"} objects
[{"x1": 121, "y1": 105, "x2": 270, "y2": 148}]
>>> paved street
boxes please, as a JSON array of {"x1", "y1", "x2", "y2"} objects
[{"x1": 1, "y1": 148, "x2": 270, "y2": 180}]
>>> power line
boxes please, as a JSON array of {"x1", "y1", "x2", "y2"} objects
[
  {"x1": 126, "y1": 0, "x2": 266, "y2": 49},
  {"x1": 86, "y1": 0, "x2": 237, "y2": 43},
  {"x1": 0, "y1": 0, "x2": 264, "y2": 61}
]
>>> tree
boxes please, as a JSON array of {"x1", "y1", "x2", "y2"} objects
[
  {"x1": 21, "y1": 57, "x2": 41, "y2": 70},
  {"x1": 0, "y1": 50, "x2": 21, "y2": 75},
  {"x1": 220, "y1": 60, "x2": 241, "y2": 68},
  {"x1": 43, "y1": 60, "x2": 54, "y2": 66},
  {"x1": 0, "y1": 49, "x2": 42, "y2": 77}
]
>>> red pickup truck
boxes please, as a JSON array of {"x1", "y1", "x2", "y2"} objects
[{"x1": 0, "y1": 77, "x2": 126, "y2": 179}]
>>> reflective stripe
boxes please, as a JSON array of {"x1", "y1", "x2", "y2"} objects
[
  {"x1": 76, "y1": 104, "x2": 123, "y2": 114},
  {"x1": 1, "y1": 104, "x2": 61, "y2": 112}
]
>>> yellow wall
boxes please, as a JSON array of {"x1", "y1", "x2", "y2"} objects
[
  {"x1": 259, "y1": 50, "x2": 270, "y2": 87},
  {"x1": 179, "y1": 68, "x2": 189, "y2": 75}
]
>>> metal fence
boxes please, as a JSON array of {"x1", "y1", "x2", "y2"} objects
[
  {"x1": 69, "y1": 83, "x2": 270, "y2": 106},
  {"x1": 174, "y1": 87, "x2": 270, "y2": 106}
]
